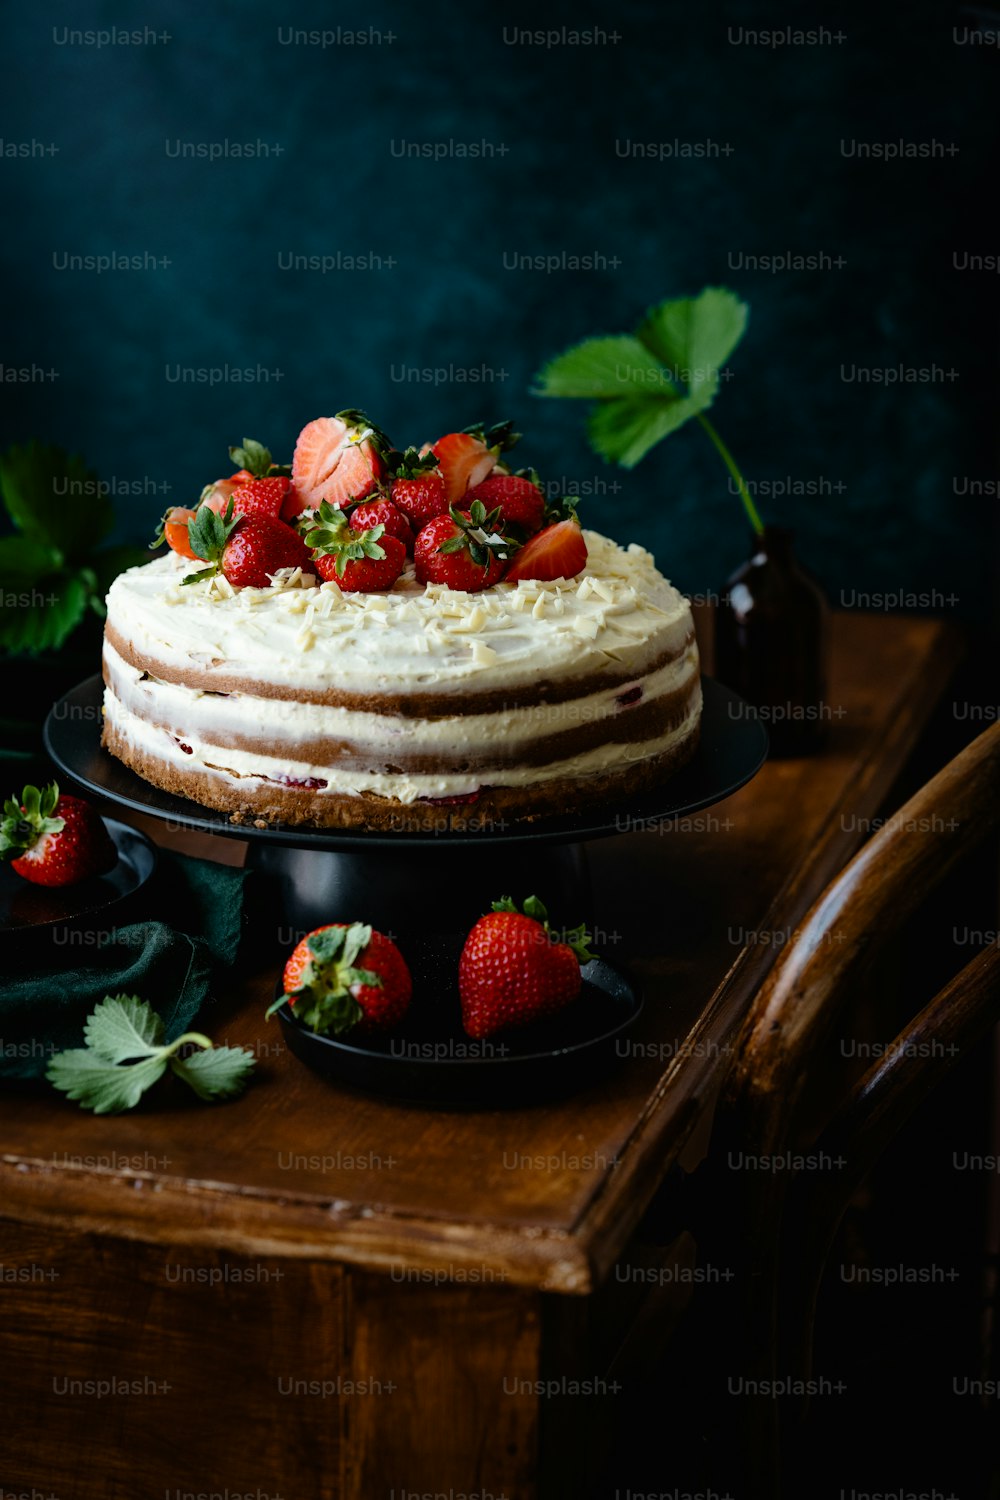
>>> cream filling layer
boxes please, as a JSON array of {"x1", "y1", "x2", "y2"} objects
[
  {"x1": 103, "y1": 638, "x2": 700, "y2": 756},
  {"x1": 104, "y1": 681, "x2": 703, "y2": 803},
  {"x1": 104, "y1": 531, "x2": 694, "y2": 696}
]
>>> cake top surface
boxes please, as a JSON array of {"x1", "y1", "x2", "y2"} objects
[{"x1": 107, "y1": 529, "x2": 694, "y2": 695}]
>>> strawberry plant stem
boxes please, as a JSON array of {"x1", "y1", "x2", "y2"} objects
[{"x1": 696, "y1": 415, "x2": 765, "y2": 537}]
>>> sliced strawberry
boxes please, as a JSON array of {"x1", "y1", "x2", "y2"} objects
[
  {"x1": 431, "y1": 420, "x2": 520, "y2": 506},
  {"x1": 504, "y1": 519, "x2": 587, "y2": 583},
  {"x1": 290, "y1": 410, "x2": 389, "y2": 515}
]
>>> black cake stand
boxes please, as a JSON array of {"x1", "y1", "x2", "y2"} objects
[
  {"x1": 43, "y1": 674, "x2": 767, "y2": 936},
  {"x1": 43, "y1": 675, "x2": 767, "y2": 1103}
]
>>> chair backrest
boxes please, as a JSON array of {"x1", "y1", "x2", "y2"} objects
[
  {"x1": 709, "y1": 720, "x2": 1000, "y2": 1499},
  {"x1": 724, "y1": 719, "x2": 1000, "y2": 1163}
]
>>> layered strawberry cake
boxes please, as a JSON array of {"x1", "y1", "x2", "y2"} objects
[{"x1": 101, "y1": 415, "x2": 701, "y2": 831}]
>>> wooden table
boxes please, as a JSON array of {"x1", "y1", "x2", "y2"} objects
[{"x1": 0, "y1": 614, "x2": 962, "y2": 1499}]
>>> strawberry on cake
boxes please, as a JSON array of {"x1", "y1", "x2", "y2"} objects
[{"x1": 101, "y1": 414, "x2": 702, "y2": 832}]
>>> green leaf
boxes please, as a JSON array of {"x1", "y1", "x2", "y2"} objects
[
  {"x1": 0, "y1": 567, "x2": 91, "y2": 654},
  {"x1": 491, "y1": 896, "x2": 518, "y2": 913},
  {"x1": 0, "y1": 441, "x2": 113, "y2": 561},
  {"x1": 587, "y1": 397, "x2": 705, "y2": 469},
  {"x1": 170, "y1": 1045, "x2": 255, "y2": 1102},
  {"x1": 636, "y1": 287, "x2": 748, "y2": 398},
  {"x1": 47, "y1": 1049, "x2": 168, "y2": 1115},
  {"x1": 83, "y1": 994, "x2": 165, "y2": 1063},
  {"x1": 534, "y1": 336, "x2": 672, "y2": 399},
  {"x1": 522, "y1": 895, "x2": 549, "y2": 923},
  {"x1": 229, "y1": 438, "x2": 273, "y2": 477}
]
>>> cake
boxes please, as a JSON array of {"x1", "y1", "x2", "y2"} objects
[{"x1": 101, "y1": 415, "x2": 701, "y2": 832}]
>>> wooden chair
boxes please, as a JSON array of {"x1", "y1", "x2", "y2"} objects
[{"x1": 708, "y1": 720, "x2": 1000, "y2": 1496}]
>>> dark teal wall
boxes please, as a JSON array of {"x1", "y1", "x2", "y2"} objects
[{"x1": 2, "y1": 0, "x2": 997, "y2": 615}]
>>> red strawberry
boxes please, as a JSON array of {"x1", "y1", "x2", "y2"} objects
[
  {"x1": 306, "y1": 502, "x2": 406, "y2": 592},
  {"x1": 269, "y1": 922, "x2": 412, "y2": 1035},
  {"x1": 464, "y1": 473, "x2": 544, "y2": 535},
  {"x1": 430, "y1": 420, "x2": 521, "y2": 506},
  {"x1": 349, "y1": 497, "x2": 415, "y2": 554},
  {"x1": 162, "y1": 507, "x2": 199, "y2": 560},
  {"x1": 384, "y1": 446, "x2": 449, "y2": 531},
  {"x1": 458, "y1": 896, "x2": 594, "y2": 1039},
  {"x1": 183, "y1": 501, "x2": 313, "y2": 589},
  {"x1": 1, "y1": 782, "x2": 116, "y2": 888},
  {"x1": 290, "y1": 410, "x2": 389, "y2": 515},
  {"x1": 504, "y1": 519, "x2": 587, "y2": 583},
  {"x1": 231, "y1": 475, "x2": 290, "y2": 520},
  {"x1": 413, "y1": 502, "x2": 512, "y2": 591}
]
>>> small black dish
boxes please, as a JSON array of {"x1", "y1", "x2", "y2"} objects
[
  {"x1": 274, "y1": 957, "x2": 643, "y2": 1108},
  {"x1": 0, "y1": 818, "x2": 158, "y2": 967}
]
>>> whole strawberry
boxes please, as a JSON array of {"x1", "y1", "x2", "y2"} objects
[
  {"x1": 413, "y1": 501, "x2": 514, "y2": 591},
  {"x1": 305, "y1": 502, "x2": 406, "y2": 592},
  {"x1": 231, "y1": 475, "x2": 290, "y2": 520},
  {"x1": 183, "y1": 498, "x2": 313, "y2": 589},
  {"x1": 459, "y1": 896, "x2": 595, "y2": 1039},
  {"x1": 268, "y1": 922, "x2": 412, "y2": 1036},
  {"x1": 464, "y1": 472, "x2": 544, "y2": 535},
  {"x1": 349, "y1": 496, "x2": 415, "y2": 554},
  {"x1": 1, "y1": 782, "x2": 116, "y2": 888},
  {"x1": 153, "y1": 506, "x2": 199, "y2": 560},
  {"x1": 386, "y1": 446, "x2": 450, "y2": 531}
]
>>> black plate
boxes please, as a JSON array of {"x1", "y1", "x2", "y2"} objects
[
  {"x1": 0, "y1": 818, "x2": 158, "y2": 964},
  {"x1": 275, "y1": 957, "x2": 642, "y2": 1107},
  {"x1": 43, "y1": 674, "x2": 767, "y2": 851}
]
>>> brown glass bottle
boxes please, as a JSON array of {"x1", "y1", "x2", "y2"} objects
[{"x1": 714, "y1": 527, "x2": 831, "y2": 757}]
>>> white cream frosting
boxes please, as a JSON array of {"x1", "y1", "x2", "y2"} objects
[
  {"x1": 104, "y1": 530, "x2": 694, "y2": 697},
  {"x1": 103, "y1": 683, "x2": 703, "y2": 802}
]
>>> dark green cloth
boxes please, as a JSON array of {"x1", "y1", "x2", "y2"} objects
[{"x1": 0, "y1": 853, "x2": 245, "y2": 1080}]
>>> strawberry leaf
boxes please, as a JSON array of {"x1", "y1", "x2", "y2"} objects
[
  {"x1": 0, "y1": 441, "x2": 112, "y2": 561},
  {"x1": 84, "y1": 994, "x2": 165, "y2": 1062},
  {"x1": 534, "y1": 336, "x2": 671, "y2": 399},
  {"x1": 170, "y1": 1045, "x2": 256, "y2": 1102}
]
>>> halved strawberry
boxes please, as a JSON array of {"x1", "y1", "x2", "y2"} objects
[
  {"x1": 504, "y1": 519, "x2": 587, "y2": 583},
  {"x1": 431, "y1": 420, "x2": 520, "y2": 506},
  {"x1": 290, "y1": 410, "x2": 390, "y2": 516}
]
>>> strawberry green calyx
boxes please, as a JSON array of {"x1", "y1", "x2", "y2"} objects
[
  {"x1": 383, "y1": 446, "x2": 441, "y2": 480},
  {"x1": 149, "y1": 505, "x2": 175, "y2": 550},
  {"x1": 438, "y1": 500, "x2": 519, "y2": 568},
  {"x1": 463, "y1": 419, "x2": 522, "y2": 454},
  {"x1": 181, "y1": 496, "x2": 240, "y2": 585},
  {"x1": 543, "y1": 494, "x2": 581, "y2": 526},
  {"x1": 228, "y1": 437, "x2": 291, "y2": 478},
  {"x1": 491, "y1": 894, "x2": 596, "y2": 964},
  {"x1": 305, "y1": 502, "x2": 387, "y2": 578},
  {"x1": 0, "y1": 781, "x2": 65, "y2": 861},
  {"x1": 267, "y1": 922, "x2": 383, "y2": 1034}
]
